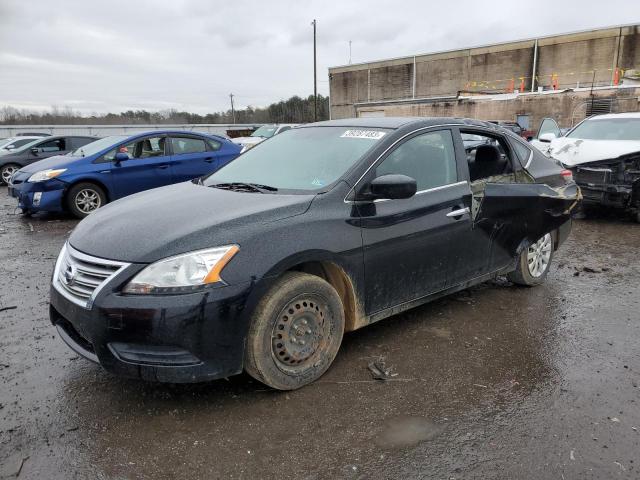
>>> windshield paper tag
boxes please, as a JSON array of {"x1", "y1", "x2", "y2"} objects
[{"x1": 341, "y1": 130, "x2": 386, "y2": 140}]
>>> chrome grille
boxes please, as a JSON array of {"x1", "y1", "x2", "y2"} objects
[{"x1": 53, "y1": 243, "x2": 129, "y2": 309}]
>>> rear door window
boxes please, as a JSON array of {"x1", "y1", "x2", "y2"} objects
[
  {"x1": 207, "y1": 139, "x2": 222, "y2": 151},
  {"x1": 509, "y1": 139, "x2": 532, "y2": 166},
  {"x1": 171, "y1": 137, "x2": 207, "y2": 155},
  {"x1": 460, "y1": 131, "x2": 515, "y2": 182}
]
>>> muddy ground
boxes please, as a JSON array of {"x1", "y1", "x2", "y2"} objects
[{"x1": 0, "y1": 185, "x2": 639, "y2": 479}]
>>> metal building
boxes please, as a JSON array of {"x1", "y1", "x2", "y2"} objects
[{"x1": 329, "y1": 24, "x2": 640, "y2": 130}]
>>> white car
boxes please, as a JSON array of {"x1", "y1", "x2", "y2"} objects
[
  {"x1": 0, "y1": 136, "x2": 43, "y2": 156},
  {"x1": 232, "y1": 124, "x2": 297, "y2": 152},
  {"x1": 532, "y1": 113, "x2": 640, "y2": 221}
]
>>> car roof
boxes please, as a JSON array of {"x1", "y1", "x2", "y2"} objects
[
  {"x1": 121, "y1": 130, "x2": 221, "y2": 138},
  {"x1": 303, "y1": 117, "x2": 498, "y2": 130},
  {"x1": 31, "y1": 135, "x2": 97, "y2": 140},
  {"x1": 1, "y1": 136, "x2": 42, "y2": 141},
  {"x1": 587, "y1": 112, "x2": 640, "y2": 120}
]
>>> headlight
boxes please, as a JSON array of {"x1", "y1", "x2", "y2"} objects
[
  {"x1": 122, "y1": 245, "x2": 239, "y2": 294},
  {"x1": 28, "y1": 169, "x2": 67, "y2": 182}
]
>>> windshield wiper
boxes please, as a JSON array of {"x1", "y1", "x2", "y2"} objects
[{"x1": 209, "y1": 182, "x2": 278, "y2": 193}]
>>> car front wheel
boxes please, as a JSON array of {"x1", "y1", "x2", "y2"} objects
[
  {"x1": 508, "y1": 232, "x2": 555, "y2": 286},
  {"x1": 0, "y1": 164, "x2": 20, "y2": 185},
  {"x1": 244, "y1": 272, "x2": 345, "y2": 390},
  {"x1": 66, "y1": 183, "x2": 106, "y2": 218}
]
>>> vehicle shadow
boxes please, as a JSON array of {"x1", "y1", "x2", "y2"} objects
[{"x1": 58, "y1": 276, "x2": 561, "y2": 478}]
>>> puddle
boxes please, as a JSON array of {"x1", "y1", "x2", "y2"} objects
[{"x1": 374, "y1": 416, "x2": 442, "y2": 449}]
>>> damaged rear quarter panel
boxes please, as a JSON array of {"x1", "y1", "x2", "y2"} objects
[{"x1": 472, "y1": 181, "x2": 580, "y2": 263}]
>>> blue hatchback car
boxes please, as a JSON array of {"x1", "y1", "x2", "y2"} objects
[{"x1": 8, "y1": 130, "x2": 241, "y2": 218}]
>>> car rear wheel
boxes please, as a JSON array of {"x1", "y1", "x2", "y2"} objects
[
  {"x1": 0, "y1": 164, "x2": 20, "y2": 185},
  {"x1": 508, "y1": 232, "x2": 555, "y2": 286},
  {"x1": 66, "y1": 183, "x2": 106, "y2": 218},
  {"x1": 244, "y1": 272, "x2": 345, "y2": 390}
]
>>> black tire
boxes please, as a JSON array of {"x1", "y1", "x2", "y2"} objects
[
  {"x1": 244, "y1": 272, "x2": 345, "y2": 390},
  {"x1": 66, "y1": 182, "x2": 106, "y2": 218},
  {"x1": 508, "y1": 231, "x2": 556, "y2": 286},
  {"x1": 0, "y1": 163, "x2": 20, "y2": 185}
]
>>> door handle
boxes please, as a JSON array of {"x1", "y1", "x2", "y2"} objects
[
  {"x1": 446, "y1": 207, "x2": 470, "y2": 218},
  {"x1": 204, "y1": 157, "x2": 214, "y2": 163},
  {"x1": 156, "y1": 164, "x2": 169, "y2": 169}
]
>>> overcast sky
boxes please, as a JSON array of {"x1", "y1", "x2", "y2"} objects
[{"x1": 0, "y1": 0, "x2": 638, "y2": 115}]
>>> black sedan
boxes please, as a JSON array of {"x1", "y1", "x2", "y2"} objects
[
  {"x1": 49, "y1": 117, "x2": 580, "y2": 389},
  {"x1": 0, "y1": 135, "x2": 97, "y2": 184}
]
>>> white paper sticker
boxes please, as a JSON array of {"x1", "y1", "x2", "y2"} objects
[{"x1": 340, "y1": 129, "x2": 386, "y2": 140}]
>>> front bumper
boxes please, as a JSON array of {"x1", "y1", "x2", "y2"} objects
[
  {"x1": 576, "y1": 182, "x2": 634, "y2": 208},
  {"x1": 8, "y1": 174, "x2": 66, "y2": 213},
  {"x1": 50, "y1": 276, "x2": 256, "y2": 383}
]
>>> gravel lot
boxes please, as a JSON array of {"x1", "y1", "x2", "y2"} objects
[{"x1": 1, "y1": 185, "x2": 639, "y2": 479}]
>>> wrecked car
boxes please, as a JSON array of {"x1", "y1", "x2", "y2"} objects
[
  {"x1": 534, "y1": 114, "x2": 640, "y2": 222},
  {"x1": 49, "y1": 117, "x2": 579, "y2": 390}
]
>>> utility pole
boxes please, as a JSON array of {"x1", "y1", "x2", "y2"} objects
[
  {"x1": 349, "y1": 40, "x2": 352, "y2": 64},
  {"x1": 229, "y1": 93, "x2": 236, "y2": 124},
  {"x1": 311, "y1": 19, "x2": 317, "y2": 122}
]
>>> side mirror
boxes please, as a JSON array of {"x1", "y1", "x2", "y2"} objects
[
  {"x1": 5, "y1": 145, "x2": 15, "y2": 150},
  {"x1": 30, "y1": 147, "x2": 39, "y2": 155},
  {"x1": 114, "y1": 152, "x2": 129, "y2": 162},
  {"x1": 368, "y1": 174, "x2": 417, "y2": 200},
  {"x1": 539, "y1": 132, "x2": 557, "y2": 143}
]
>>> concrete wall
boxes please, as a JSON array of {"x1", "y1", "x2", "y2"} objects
[
  {"x1": 356, "y1": 87, "x2": 640, "y2": 131},
  {"x1": 329, "y1": 24, "x2": 640, "y2": 124}
]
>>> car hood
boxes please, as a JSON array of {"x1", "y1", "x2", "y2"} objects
[
  {"x1": 548, "y1": 138, "x2": 640, "y2": 167},
  {"x1": 18, "y1": 154, "x2": 81, "y2": 172},
  {"x1": 232, "y1": 137, "x2": 265, "y2": 146},
  {"x1": 69, "y1": 181, "x2": 314, "y2": 263}
]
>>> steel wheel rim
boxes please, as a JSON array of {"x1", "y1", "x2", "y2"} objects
[
  {"x1": 1, "y1": 165, "x2": 17, "y2": 184},
  {"x1": 527, "y1": 233, "x2": 552, "y2": 278},
  {"x1": 75, "y1": 189, "x2": 101, "y2": 213},
  {"x1": 271, "y1": 294, "x2": 329, "y2": 371}
]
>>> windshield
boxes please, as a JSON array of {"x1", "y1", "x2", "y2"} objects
[
  {"x1": 4, "y1": 138, "x2": 43, "y2": 154},
  {"x1": 69, "y1": 135, "x2": 129, "y2": 156},
  {"x1": 203, "y1": 126, "x2": 390, "y2": 192},
  {"x1": 0, "y1": 138, "x2": 15, "y2": 148},
  {"x1": 567, "y1": 118, "x2": 640, "y2": 141},
  {"x1": 251, "y1": 125, "x2": 278, "y2": 138}
]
